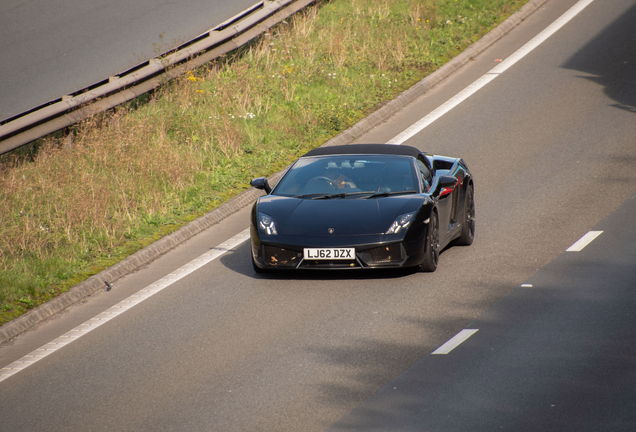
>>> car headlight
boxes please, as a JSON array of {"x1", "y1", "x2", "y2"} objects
[
  {"x1": 258, "y1": 212, "x2": 278, "y2": 235},
  {"x1": 386, "y1": 212, "x2": 415, "y2": 234}
]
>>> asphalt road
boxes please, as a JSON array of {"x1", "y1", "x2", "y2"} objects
[
  {"x1": 328, "y1": 194, "x2": 636, "y2": 432},
  {"x1": 0, "y1": 0, "x2": 259, "y2": 121},
  {"x1": 1, "y1": 0, "x2": 636, "y2": 430}
]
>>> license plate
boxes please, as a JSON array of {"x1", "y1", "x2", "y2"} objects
[{"x1": 303, "y1": 248, "x2": 355, "y2": 260}]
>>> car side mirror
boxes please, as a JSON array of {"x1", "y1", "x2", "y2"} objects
[
  {"x1": 250, "y1": 177, "x2": 272, "y2": 194},
  {"x1": 437, "y1": 175, "x2": 458, "y2": 197}
]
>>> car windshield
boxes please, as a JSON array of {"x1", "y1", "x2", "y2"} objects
[{"x1": 272, "y1": 155, "x2": 419, "y2": 197}]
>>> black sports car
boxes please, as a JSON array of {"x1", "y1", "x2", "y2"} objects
[{"x1": 249, "y1": 144, "x2": 474, "y2": 272}]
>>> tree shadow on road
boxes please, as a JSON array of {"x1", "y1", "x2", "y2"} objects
[
  {"x1": 320, "y1": 251, "x2": 636, "y2": 431},
  {"x1": 562, "y1": 2, "x2": 636, "y2": 113}
]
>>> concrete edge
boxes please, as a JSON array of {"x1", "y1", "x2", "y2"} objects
[{"x1": 0, "y1": 0, "x2": 549, "y2": 345}]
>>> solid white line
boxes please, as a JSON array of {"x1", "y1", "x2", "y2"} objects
[
  {"x1": 0, "y1": 0, "x2": 600, "y2": 384},
  {"x1": 0, "y1": 228, "x2": 251, "y2": 384},
  {"x1": 387, "y1": 0, "x2": 595, "y2": 145},
  {"x1": 387, "y1": 75, "x2": 497, "y2": 145},
  {"x1": 566, "y1": 231, "x2": 603, "y2": 252},
  {"x1": 488, "y1": 0, "x2": 595, "y2": 75},
  {"x1": 432, "y1": 329, "x2": 479, "y2": 355}
]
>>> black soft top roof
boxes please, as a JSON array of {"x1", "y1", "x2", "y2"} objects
[{"x1": 303, "y1": 144, "x2": 424, "y2": 158}]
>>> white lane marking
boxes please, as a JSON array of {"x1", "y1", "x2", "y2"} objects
[
  {"x1": 487, "y1": 0, "x2": 594, "y2": 75},
  {"x1": 0, "y1": 229, "x2": 251, "y2": 384},
  {"x1": 521, "y1": 284, "x2": 533, "y2": 288},
  {"x1": 0, "y1": 0, "x2": 600, "y2": 384},
  {"x1": 387, "y1": 75, "x2": 497, "y2": 145},
  {"x1": 566, "y1": 231, "x2": 603, "y2": 252},
  {"x1": 432, "y1": 329, "x2": 479, "y2": 355},
  {"x1": 387, "y1": 0, "x2": 595, "y2": 145}
]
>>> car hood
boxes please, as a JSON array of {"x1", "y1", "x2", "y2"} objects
[{"x1": 257, "y1": 195, "x2": 422, "y2": 237}]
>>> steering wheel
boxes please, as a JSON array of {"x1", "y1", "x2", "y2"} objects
[{"x1": 307, "y1": 176, "x2": 338, "y2": 191}]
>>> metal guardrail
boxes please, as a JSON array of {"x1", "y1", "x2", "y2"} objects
[{"x1": 0, "y1": 0, "x2": 316, "y2": 155}]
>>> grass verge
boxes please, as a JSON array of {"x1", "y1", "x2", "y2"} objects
[{"x1": 0, "y1": 0, "x2": 528, "y2": 325}]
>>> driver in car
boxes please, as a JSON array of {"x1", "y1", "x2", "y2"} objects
[{"x1": 323, "y1": 161, "x2": 357, "y2": 189}]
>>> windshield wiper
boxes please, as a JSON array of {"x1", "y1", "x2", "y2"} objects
[
  {"x1": 294, "y1": 190, "x2": 417, "y2": 199},
  {"x1": 364, "y1": 190, "x2": 418, "y2": 199},
  {"x1": 293, "y1": 193, "x2": 329, "y2": 199},
  {"x1": 311, "y1": 191, "x2": 376, "y2": 200},
  {"x1": 293, "y1": 191, "x2": 376, "y2": 200}
]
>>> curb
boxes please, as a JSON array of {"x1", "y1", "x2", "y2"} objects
[{"x1": 0, "y1": 0, "x2": 549, "y2": 346}]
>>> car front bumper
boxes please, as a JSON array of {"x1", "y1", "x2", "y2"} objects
[{"x1": 251, "y1": 228, "x2": 427, "y2": 270}]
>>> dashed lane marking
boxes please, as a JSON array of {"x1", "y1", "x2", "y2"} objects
[
  {"x1": 432, "y1": 329, "x2": 479, "y2": 355},
  {"x1": 566, "y1": 231, "x2": 603, "y2": 252}
]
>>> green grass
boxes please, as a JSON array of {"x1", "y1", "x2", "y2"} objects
[{"x1": 0, "y1": 0, "x2": 528, "y2": 325}]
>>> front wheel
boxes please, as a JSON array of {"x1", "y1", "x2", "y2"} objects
[
  {"x1": 419, "y1": 211, "x2": 439, "y2": 272},
  {"x1": 252, "y1": 255, "x2": 270, "y2": 274}
]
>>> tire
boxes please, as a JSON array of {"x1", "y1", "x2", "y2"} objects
[
  {"x1": 456, "y1": 184, "x2": 475, "y2": 246},
  {"x1": 419, "y1": 211, "x2": 439, "y2": 272},
  {"x1": 252, "y1": 255, "x2": 269, "y2": 274}
]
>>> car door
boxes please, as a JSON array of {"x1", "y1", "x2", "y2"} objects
[{"x1": 429, "y1": 158, "x2": 460, "y2": 244}]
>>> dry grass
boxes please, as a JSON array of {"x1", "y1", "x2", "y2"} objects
[{"x1": 0, "y1": 0, "x2": 528, "y2": 323}]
